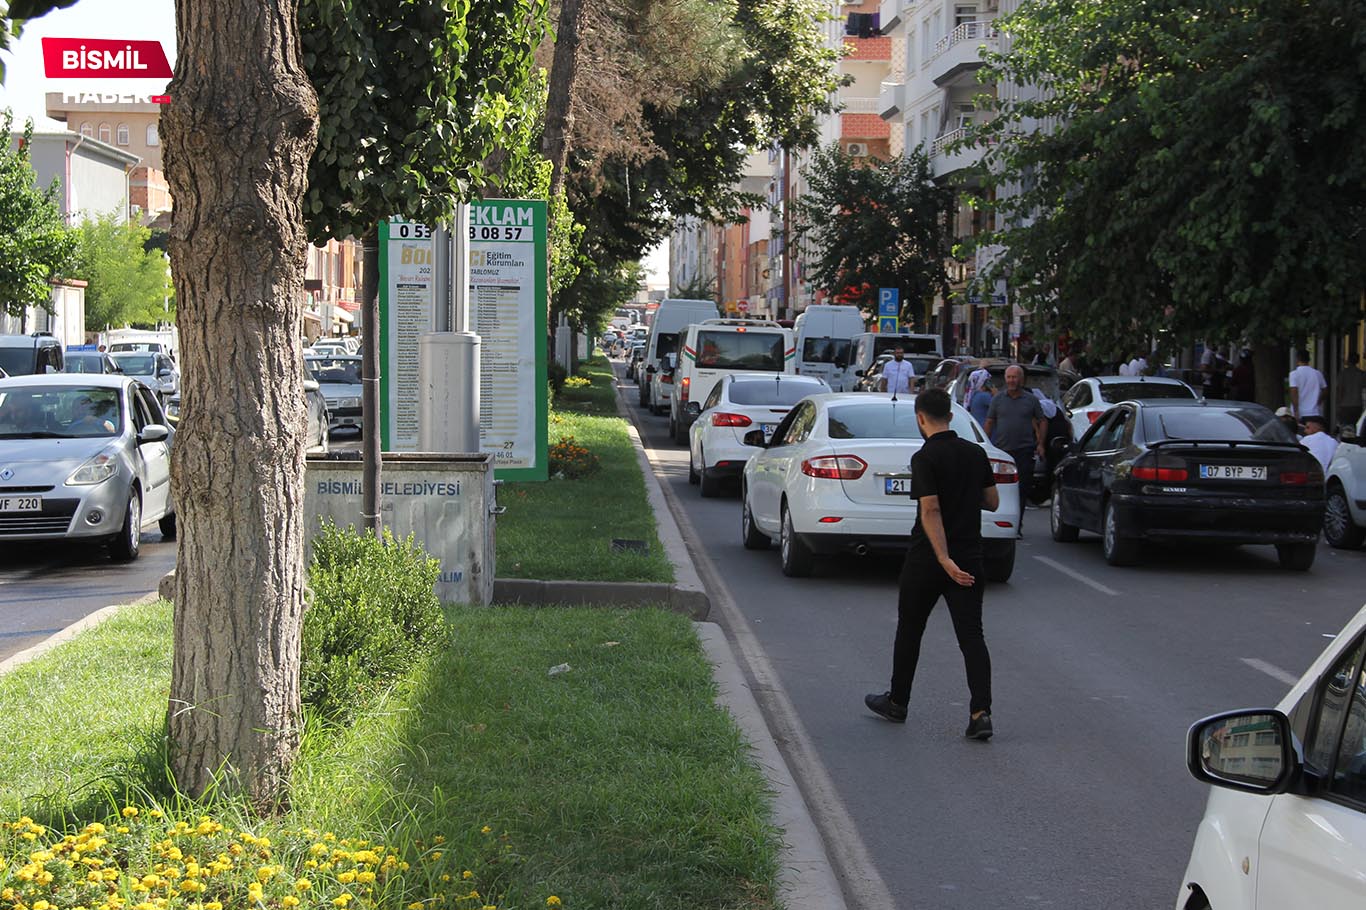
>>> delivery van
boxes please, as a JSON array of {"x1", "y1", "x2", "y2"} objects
[
  {"x1": 669, "y1": 319, "x2": 795, "y2": 444},
  {"x1": 793, "y1": 305, "x2": 866, "y2": 391},
  {"x1": 640, "y1": 298, "x2": 719, "y2": 412},
  {"x1": 849, "y1": 332, "x2": 942, "y2": 385}
]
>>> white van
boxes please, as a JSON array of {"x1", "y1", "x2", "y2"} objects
[
  {"x1": 794, "y1": 305, "x2": 866, "y2": 391},
  {"x1": 639, "y1": 298, "x2": 719, "y2": 412},
  {"x1": 849, "y1": 332, "x2": 942, "y2": 385},
  {"x1": 669, "y1": 319, "x2": 795, "y2": 444}
]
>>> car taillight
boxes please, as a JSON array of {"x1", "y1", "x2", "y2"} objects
[
  {"x1": 1281, "y1": 467, "x2": 1322, "y2": 485},
  {"x1": 1132, "y1": 455, "x2": 1188, "y2": 482},
  {"x1": 711, "y1": 412, "x2": 753, "y2": 427},
  {"x1": 989, "y1": 458, "x2": 1019, "y2": 483},
  {"x1": 661, "y1": 374, "x2": 673, "y2": 384},
  {"x1": 801, "y1": 455, "x2": 868, "y2": 480},
  {"x1": 1087, "y1": 411, "x2": 1103, "y2": 424},
  {"x1": 680, "y1": 376, "x2": 690, "y2": 402}
]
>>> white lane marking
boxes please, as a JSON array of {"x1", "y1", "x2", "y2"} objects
[
  {"x1": 1032, "y1": 555, "x2": 1120, "y2": 596},
  {"x1": 1240, "y1": 658, "x2": 1299, "y2": 687}
]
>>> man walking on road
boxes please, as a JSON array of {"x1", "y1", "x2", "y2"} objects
[
  {"x1": 1288, "y1": 349, "x2": 1328, "y2": 422},
  {"x1": 983, "y1": 364, "x2": 1044, "y2": 535},
  {"x1": 865, "y1": 389, "x2": 998, "y2": 739},
  {"x1": 880, "y1": 347, "x2": 916, "y2": 396}
]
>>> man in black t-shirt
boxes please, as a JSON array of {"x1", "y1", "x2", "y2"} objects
[{"x1": 865, "y1": 388, "x2": 1000, "y2": 740}]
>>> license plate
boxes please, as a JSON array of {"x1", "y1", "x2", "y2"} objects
[
  {"x1": 884, "y1": 478, "x2": 913, "y2": 495},
  {"x1": 0, "y1": 496, "x2": 41, "y2": 513},
  {"x1": 1199, "y1": 464, "x2": 1267, "y2": 480},
  {"x1": 760, "y1": 423, "x2": 776, "y2": 442}
]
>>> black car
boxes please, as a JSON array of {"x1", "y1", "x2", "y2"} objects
[{"x1": 1050, "y1": 400, "x2": 1325, "y2": 569}]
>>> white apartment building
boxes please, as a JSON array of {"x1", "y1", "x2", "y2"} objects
[{"x1": 668, "y1": 216, "x2": 718, "y2": 297}]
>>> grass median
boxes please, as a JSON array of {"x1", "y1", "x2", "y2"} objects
[
  {"x1": 496, "y1": 356, "x2": 673, "y2": 584},
  {"x1": 0, "y1": 600, "x2": 781, "y2": 909}
]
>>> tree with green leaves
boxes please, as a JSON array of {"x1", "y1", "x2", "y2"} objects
[
  {"x1": 74, "y1": 211, "x2": 174, "y2": 330},
  {"x1": 968, "y1": 0, "x2": 1366, "y2": 404},
  {"x1": 791, "y1": 144, "x2": 953, "y2": 324},
  {"x1": 0, "y1": 111, "x2": 77, "y2": 319}
]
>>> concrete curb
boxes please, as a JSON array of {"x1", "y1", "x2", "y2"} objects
[
  {"x1": 0, "y1": 591, "x2": 160, "y2": 678},
  {"x1": 491, "y1": 578, "x2": 708, "y2": 619}
]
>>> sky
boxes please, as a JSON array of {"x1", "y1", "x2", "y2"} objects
[{"x1": 0, "y1": 0, "x2": 668, "y2": 287}]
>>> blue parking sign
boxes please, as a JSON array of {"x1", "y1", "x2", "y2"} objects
[
  {"x1": 878, "y1": 288, "x2": 899, "y2": 317},
  {"x1": 878, "y1": 316, "x2": 899, "y2": 333}
]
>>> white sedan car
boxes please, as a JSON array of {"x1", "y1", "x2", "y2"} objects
[
  {"x1": 688, "y1": 374, "x2": 830, "y2": 498},
  {"x1": 740, "y1": 393, "x2": 1021, "y2": 580},
  {"x1": 1060, "y1": 375, "x2": 1198, "y2": 440}
]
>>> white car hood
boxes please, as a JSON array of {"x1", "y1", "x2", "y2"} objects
[{"x1": 0, "y1": 437, "x2": 115, "y2": 484}]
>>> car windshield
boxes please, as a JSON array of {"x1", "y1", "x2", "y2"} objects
[
  {"x1": 802, "y1": 338, "x2": 852, "y2": 364},
  {"x1": 693, "y1": 330, "x2": 786, "y2": 370},
  {"x1": 729, "y1": 379, "x2": 825, "y2": 406},
  {"x1": 111, "y1": 353, "x2": 156, "y2": 375},
  {"x1": 1099, "y1": 381, "x2": 1195, "y2": 404},
  {"x1": 827, "y1": 401, "x2": 982, "y2": 442},
  {"x1": 976, "y1": 367, "x2": 1060, "y2": 401},
  {"x1": 63, "y1": 353, "x2": 106, "y2": 374},
  {"x1": 1145, "y1": 406, "x2": 1295, "y2": 443},
  {"x1": 0, "y1": 347, "x2": 34, "y2": 376},
  {"x1": 0, "y1": 386, "x2": 123, "y2": 438},
  {"x1": 873, "y1": 336, "x2": 937, "y2": 357},
  {"x1": 307, "y1": 358, "x2": 362, "y2": 384}
]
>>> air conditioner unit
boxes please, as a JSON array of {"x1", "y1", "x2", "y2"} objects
[{"x1": 846, "y1": 142, "x2": 870, "y2": 157}]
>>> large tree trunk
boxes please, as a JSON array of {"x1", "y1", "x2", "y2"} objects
[
  {"x1": 542, "y1": 0, "x2": 586, "y2": 204},
  {"x1": 1252, "y1": 341, "x2": 1289, "y2": 412},
  {"x1": 161, "y1": 0, "x2": 319, "y2": 808}
]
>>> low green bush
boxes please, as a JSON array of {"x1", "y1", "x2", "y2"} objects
[
  {"x1": 303, "y1": 524, "x2": 447, "y2": 721},
  {"x1": 547, "y1": 359, "x2": 568, "y2": 393}
]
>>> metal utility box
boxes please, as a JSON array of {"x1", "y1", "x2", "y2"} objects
[{"x1": 304, "y1": 452, "x2": 496, "y2": 604}]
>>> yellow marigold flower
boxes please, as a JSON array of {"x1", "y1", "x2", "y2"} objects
[
  {"x1": 179, "y1": 880, "x2": 204, "y2": 893},
  {"x1": 135, "y1": 903, "x2": 154, "y2": 910},
  {"x1": 332, "y1": 894, "x2": 353, "y2": 907},
  {"x1": 33, "y1": 900, "x2": 52, "y2": 910},
  {"x1": 480, "y1": 827, "x2": 491, "y2": 835},
  {"x1": 309, "y1": 844, "x2": 329, "y2": 857},
  {"x1": 338, "y1": 871, "x2": 357, "y2": 884},
  {"x1": 122, "y1": 807, "x2": 139, "y2": 818},
  {"x1": 323, "y1": 833, "x2": 337, "y2": 842},
  {"x1": 432, "y1": 836, "x2": 445, "y2": 845},
  {"x1": 430, "y1": 852, "x2": 442, "y2": 861},
  {"x1": 256, "y1": 866, "x2": 277, "y2": 882},
  {"x1": 247, "y1": 883, "x2": 263, "y2": 897},
  {"x1": 462, "y1": 872, "x2": 473, "y2": 881},
  {"x1": 206, "y1": 903, "x2": 222, "y2": 910},
  {"x1": 117, "y1": 827, "x2": 130, "y2": 834},
  {"x1": 294, "y1": 879, "x2": 312, "y2": 892},
  {"x1": 86, "y1": 823, "x2": 107, "y2": 835},
  {"x1": 103, "y1": 868, "x2": 120, "y2": 881},
  {"x1": 282, "y1": 898, "x2": 299, "y2": 909},
  {"x1": 408, "y1": 903, "x2": 424, "y2": 910},
  {"x1": 21, "y1": 831, "x2": 37, "y2": 840},
  {"x1": 228, "y1": 845, "x2": 243, "y2": 857},
  {"x1": 441, "y1": 875, "x2": 451, "y2": 883},
  {"x1": 356, "y1": 871, "x2": 376, "y2": 884},
  {"x1": 0, "y1": 889, "x2": 14, "y2": 902},
  {"x1": 398, "y1": 862, "x2": 410, "y2": 872},
  {"x1": 546, "y1": 897, "x2": 562, "y2": 907},
  {"x1": 304, "y1": 860, "x2": 318, "y2": 869}
]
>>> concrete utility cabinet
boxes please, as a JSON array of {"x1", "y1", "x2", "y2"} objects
[{"x1": 304, "y1": 452, "x2": 496, "y2": 604}]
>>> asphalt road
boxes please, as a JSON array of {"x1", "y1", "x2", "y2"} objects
[{"x1": 613, "y1": 359, "x2": 1366, "y2": 910}]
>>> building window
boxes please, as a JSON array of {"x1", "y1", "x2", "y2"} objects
[
  {"x1": 98, "y1": 123, "x2": 111, "y2": 143},
  {"x1": 80, "y1": 122, "x2": 93, "y2": 137},
  {"x1": 116, "y1": 123, "x2": 130, "y2": 146},
  {"x1": 955, "y1": 4, "x2": 977, "y2": 28},
  {"x1": 146, "y1": 123, "x2": 159, "y2": 146}
]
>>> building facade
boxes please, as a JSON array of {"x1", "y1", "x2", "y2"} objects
[{"x1": 14, "y1": 117, "x2": 141, "y2": 225}]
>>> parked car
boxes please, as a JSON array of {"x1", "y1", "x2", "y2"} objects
[
  {"x1": 63, "y1": 350, "x2": 124, "y2": 375},
  {"x1": 164, "y1": 378, "x2": 330, "y2": 454},
  {"x1": 1060, "y1": 375, "x2": 1199, "y2": 440},
  {"x1": 1324, "y1": 411, "x2": 1366, "y2": 549},
  {"x1": 305, "y1": 354, "x2": 363, "y2": 434},
  {"x1": 311, "y1": 337, "x2": 359, "y2": 356},
  {"x1": 687, "y1": 373, "x2": 830, "y2": 497},
  {"x1": 0, "y1": 374, "x2": 176, "y2": 560},
  {"x1": 1176, "y1": 599, "x2": 1366, "y2": 910},
  {"x1": 793, "y1": 304, "x2": 864, "y2": 391},
  {"x1": 109, "y1": 351, "x2": 179, "y2": 401},
  {"x1": 1050, "y1": 400, "x2": 1325, "y2": 569},
  {"x1": 739, "y1": 392, "x2": 1020, "y2": 580},
  {"x1": 0, "y1": 334, "x2": 64, "y2": 376},
  {"x1": 627, "y1": 342, "x2": 646, "y2": 381}
]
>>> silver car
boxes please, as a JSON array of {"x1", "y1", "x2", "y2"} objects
[
  {"x1": 110, "y1": 351, "x2": 180, "y2": 401},
  {"x1": 0, "y1": 374, "x2": 175, "y2": 561},
  {"x1": 305, "y1": 355, "x2": 362, "y2": 434}
]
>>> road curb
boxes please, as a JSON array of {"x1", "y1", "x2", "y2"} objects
[
  {"x1": 0, "y1": 591, "x2": 160, "y2": 679},
  {"x1": 611, "y1": 364, "x2": 850, "y2": 910},
  {"x1": 491, "y1": 578, "x2": 709, "y2": 618}
]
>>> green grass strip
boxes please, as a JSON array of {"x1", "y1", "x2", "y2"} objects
[{"x1": 497, "y1": 357, "x2": 674, "y2": 583}]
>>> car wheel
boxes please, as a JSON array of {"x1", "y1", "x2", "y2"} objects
[
  {"x1": 699, "y1": 449, "x2": 723, "y2": 498},
  {"x1": 741, "y1": 490, "x2": 769, "y2": 550},
  {"x1": 688, "y1": 446, "x2": 700, "y2": 485},
  {"x1": 1101, "y1": 499, "x2": 1139, "y2": 566},
  {"x1": 984, "y1": 540, "x2": 1015, "y2": 582},
  {"x1": 1051, "y1": 493, "x2": 1079, "y2": 542},
  {"x1": 109, "y1": 488, "x2": 142, "y2": 562},
  {"x1": 158, "y1": 511, "x2": 177, "y2": 540},
  {"x1": 780, "y1": 502, "x2": 814, "y2": 577},
  {"x1": 1276, "y1": 542, "x2": 1317, "y2": 571},
  {"x1": 1324, "y1": 483, "x2": 1365, "y2": 549}
]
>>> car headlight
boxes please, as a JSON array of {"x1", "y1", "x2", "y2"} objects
[
  {"x1": 341, "y1": 397, "x2": 360, "y2": 408},
  {"x1": 166, "y1": 400, "x2": 181, "y2": 418},
  {"x1": 67, "y1": 451, "x2": 119, "y2": 485}
]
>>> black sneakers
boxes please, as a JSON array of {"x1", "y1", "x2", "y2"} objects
[
  {"x1": 864, "y1": 691, "x2": 907, "y2": 723},
  {"x1": 965, "y1": 712, "x2": 994, "y2": 741}
]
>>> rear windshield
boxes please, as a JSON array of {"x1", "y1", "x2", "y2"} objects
[
  {"x1": 653, "y1": 332, "x2": 678, "y2": 359},
  {"x1": 0, "y1": 347, "x2": 33, "y2": 375},
  {"x1": 729, "y1": 379, "x2": 825, "y2": 406},
  {"x1": 980, "y1": 367, "x2": 1060, "y2": 401},
  {"x1": 827, "y1": 401, "x2": 983, "y2": 442},
  {"x1": 111, "y1": 353, "x2": 155, "y2": 374},
  {"x1": 1143, "y1": 406, "x2": 1294, "y2": 443},
  {"x1": 873, "y1": 336, "x2": 938, "y2": 357},
  {"x1": 802, "y1": 338, "x2": 852, "y2": 364},
  {"x1": 1099, "y1": 381, "x2": 1195, "y2": 404},
  {"x1": 63, "y1": 353, "x2": 105, "y2": 374},
  {"x1": 692, "y1": 330, "x2": 786, "y2": 371},
  {"x1": 307, "y1": 358, "x2": 363, "y2": 384}
]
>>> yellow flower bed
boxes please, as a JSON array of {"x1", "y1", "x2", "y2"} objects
[{"x1": 0, "y1": 811, "x2": 551, "y2": 910}]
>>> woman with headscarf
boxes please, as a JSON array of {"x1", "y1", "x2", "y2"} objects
[{"x1": 965, "y1": 369, "x2": 993, "y2": 425}]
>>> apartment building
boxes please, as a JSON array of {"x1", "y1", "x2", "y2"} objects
[{"x1": 45, "y1": 92, "x2": 174, "y2": 225}]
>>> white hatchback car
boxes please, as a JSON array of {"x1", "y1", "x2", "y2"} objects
[
  {"x1": 688, "y1": 374, "x2": 829, "y2": 498},
  {"x1": 1178, "y1": 600, "x2": 1366, "y2": 909},
  {"x1": 1060, "y1": 375, "x2": 1198, "y2": 440},
  {"x1": 1324, "y1": 412, "x2": 1366, "y2": 549},
  {"x1": 740, "y1": 393, "x2": 1021, "y2": 580}
]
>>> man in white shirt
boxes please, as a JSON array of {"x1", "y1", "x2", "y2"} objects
[
  {"x1": 880, "y1": 348, "x2": 916, "y2": 396},
  {"x1": 1299, "y1": 415, "x2": 1338, "y2": 470},
  {"x1": 1127, "y1": 353, "x2": 1149, "y2": 376},
  {"x1": 1288, "y1": 350, "x2": 1328, "y2": 420}
]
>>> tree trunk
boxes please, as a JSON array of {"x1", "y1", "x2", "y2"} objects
[
  {"x1": 542, "y1": 0, "x2": 587, "y2": 203},
  {"x1": 161, "y1": 0, "x2": 318, "y2": 808},
  {"x1": 360, "y1": 225, "x2": 381, "y2": 532},
  {"x1": 1251, "y1": 342, "x2": 1288, "y2": 412}
]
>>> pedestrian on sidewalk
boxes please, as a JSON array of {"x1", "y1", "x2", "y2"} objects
[
  {"x1": 1338, "y1": 353, "x2": 1363, "y2": 429},
  {"x1": 865, "y1": 388, "x2": 998, "y2": 740},
  {"x1": 1288, "y1": 349, "x2": 1328, "y2": 422},
  {"x1": 880, "y1": 347, "x2": 916, "y2": 396},
  {"x1": 983, "y1": 364, "x2": 1044, "y2": 535}
]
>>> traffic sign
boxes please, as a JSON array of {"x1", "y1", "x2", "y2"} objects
[
  {"x1": 878, "y1": 316, "x2": 899, "y2": 333},
  {"x1": 878, "y1": 288, "x2": 899, "y2": 317},
  {"x1": 737, "y1": 300, "x2": 749, "y2": 312}
]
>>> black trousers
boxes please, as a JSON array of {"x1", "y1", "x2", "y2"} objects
[
  {"x1": 889, "y1": 553, "x2": 992, "y2": 715},
  {"x1": 1007, "y1": 446, "x2": 1036, "y2": 531}
]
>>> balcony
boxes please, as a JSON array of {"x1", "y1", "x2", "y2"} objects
[
  {"x1": 925, "y1": 20, "x2": 998, "y2": 88},
  {"x1": 844, "y1": 34, "x2": 892, "y2": 63},
  {"x1": 878, "y1": 0, "x2": 906, "y2": 35},
  {"x1": 877, "y1": 81, "x2": 905, "y2": 121},
  {"x1": 930, "y1": 126, "x2": 985, "y2": 178}
]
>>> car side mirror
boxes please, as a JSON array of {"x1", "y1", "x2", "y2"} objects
[
  {"x1": 303, "y1": 379, "x2": 320, "y2": 393},
  {"x1": 138, "y1": 424, "x2": 170, "y2": 444},
  {"x1": 1048, "y1": 437, "x2": 1071, "y2": 459},
  {"x1": 854, "y1": 369, "x2": 864, "y2": 377},
  {"x1": 742, "y1": 429, "x2": 768, "y2": 448},
  {"x1": 1186, "y1": 709, "x2": 1300, "y2": 795},
  {"x1": 157, "y1": 368, "x2": 172, "y2": 378}
]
